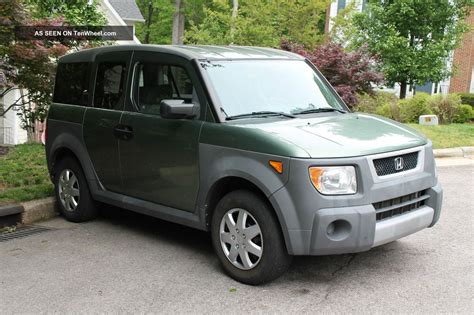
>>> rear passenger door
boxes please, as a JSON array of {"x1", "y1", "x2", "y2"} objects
[
  {"x1": 119, "y1": 51, "x2": 204, "y2": 212},
  {"x1": 83, "y1": 51, "x2": 132, "y2": 193}
]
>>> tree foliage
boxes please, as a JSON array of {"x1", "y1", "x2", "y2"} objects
[
  {"x1": 0, "y1": 0, "x2": 105, "y2": 136},
  {"x1": 281, "y1": 39, "x2": 383, "y2": 106},
  {"x1": 26, "y1": 0, "x2": 106, "y2": 25},
  {"x1": 352, "y1": 0, "x2": 471, "y2": 98},
  {"x1": 135, "y1": 0, "x2": 213, "y2": 44},
  {"x1": 183, "y1": 0, "x2": 327, "y2": 48}
]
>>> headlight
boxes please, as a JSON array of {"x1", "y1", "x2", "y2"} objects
[{"x1": 309, "y1": 166, "x2": 357, "y2": 195}]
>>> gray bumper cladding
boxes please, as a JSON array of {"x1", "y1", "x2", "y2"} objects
[
  {"x1": 373, "y1": 206, "x2": 433, "y2": 247},
  {"x1": 310, "y1": 205, "x2": 375, "y2": 255},
  {"x1": 307, "y1": 183, "x2": 442, "y2": 255}
]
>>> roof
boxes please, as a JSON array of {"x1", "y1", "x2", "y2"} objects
[
  {"x1": 108, "y1": 0, "x2": 145, "y2": 22},
  {"x1": 59, "y1": 45, "x2": 304, "y2": 63}
]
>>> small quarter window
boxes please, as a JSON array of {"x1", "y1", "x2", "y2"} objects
[
  {"x1": 94, "y1": 62, "x2": 126, "y2": 110},
  {"x1": 132, "y1": 63, "x2": 194, "y2": 115},
  {"x1": 53, "y1": 62, "x2": 89, "y2": 105}
]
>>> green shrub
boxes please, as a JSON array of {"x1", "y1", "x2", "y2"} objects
[
  {"x1": 429, "y1": 93, "x2": 461, "y2": 124},
  {"x1": 355, "y1": 92, "x2": 399, "y2": 120},
  {"x1": 458, "y1": 93, "x2": 474, "y2": 107},
  {"x1": 453, "y1": 104, "x2": 474, "y2": 123},
  {"x1": 398, "y1": 93, "x2": 432, "y2": 123}
]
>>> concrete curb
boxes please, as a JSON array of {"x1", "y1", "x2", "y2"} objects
[
  {"x1": 20, "y1": 197, "x2": 58, "y2": 225},
  {"x1": 433, "y1": 146, "x2": 474, "y2": 159}
]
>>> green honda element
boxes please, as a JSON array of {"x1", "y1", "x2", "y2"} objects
[{"x1": 46, "y1": 45, "x2": 442, "y2": 285}]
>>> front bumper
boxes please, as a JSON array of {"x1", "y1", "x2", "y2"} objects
[
  {"x1": 307, "y1": 183, "x2": 442, "y2": 255},
  {"x1": 269, "y1": 143, "x2": 443, "y2": 255}
]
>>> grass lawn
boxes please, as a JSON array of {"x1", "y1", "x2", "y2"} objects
[
  {"x1": 0, "y1": 124, "x2": 472, "y2": 205},
  {"x1": 0, "y1": 144, "x2": 54, "y2": 205},
  {"x1": 408, "y1": 123, "x2": 474, "y2": 149}
]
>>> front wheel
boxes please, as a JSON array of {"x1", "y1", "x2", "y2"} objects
[{"x1": 211, "y1": 190, "x2": 292, "y2": 285}]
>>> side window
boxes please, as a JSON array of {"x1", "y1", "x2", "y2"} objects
[
  {"x1": 53, "y1": 62, "x2": 89, "y2": 105},
  {"x1": 94, "y1": 62, "x2": 126, "y2": 110},
  {"x1": 133, "y1": 62, "x2": 194, "y2": 115}
]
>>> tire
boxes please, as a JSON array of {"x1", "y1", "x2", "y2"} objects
[
  {"x1": 211, "y1": 190, "x2": 292, "y2": 285},
  {"x1": 54, "y1": 157, "x2": 98, "y2": 222}
]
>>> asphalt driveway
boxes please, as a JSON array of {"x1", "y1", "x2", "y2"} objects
[{"x1": 1, "y1": 164, "x2": 473, "y2": 313}]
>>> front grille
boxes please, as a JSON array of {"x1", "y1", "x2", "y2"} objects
[
  {"x1": 373, "y1": 151, "x2": 419, "y2": 176},
  {"x1": 373, "y1": 190, "x2": 429, "y2": 221}
]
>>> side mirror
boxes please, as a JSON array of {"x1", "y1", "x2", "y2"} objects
[{"x1": 160, "y1": 99, "x2": 199, "y2": 119}]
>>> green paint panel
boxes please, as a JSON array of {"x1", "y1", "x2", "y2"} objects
[
  {"x1": 48, "y1": 103, "x2": 85, "y2": 124},
  {"x1": 83, "y1": 108, "x2": 122, "y2": 192},
  {"x1": 200, "y1": 122, "x2": 311, "y2": 158},
  {"x1": 119, "y1": 112, "x2": 202, "y2": 212},
  {"x1": 201, "y1": 113, "x2": 427, "y2": 159}
]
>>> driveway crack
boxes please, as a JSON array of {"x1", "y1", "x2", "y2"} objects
[{"x1": 324, "y1": 254, "x2": 358, "y2": 301}]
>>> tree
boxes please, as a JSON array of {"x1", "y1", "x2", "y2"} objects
[
  {"x1": 27, "y1": 0, "x2": 106, "y2": 25},
  {"x1": 185, "y1": 0, "x2": 327, "y2": 48},
  {"x1": 172, "y1": 0, "x2": 185, "y2": 44},
  {"x1": 0, "y1": 0, "x2": 105, "y2": 140},
  {"x1": 281, "y1": 39, "x2": 384, "y2": 106},
  {"x1": 352, "y1": 0, "x2": 470, "y2": 99},
  {"x1": 135, "y1": 0, "x2": 212, "y2": 44},
  {"x1": 136, "y1": 0, "x2": 174, "y2": 44}
]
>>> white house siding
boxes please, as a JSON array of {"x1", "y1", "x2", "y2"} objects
[
  {"x1": 99, "y1": 0, "x2": 142, "y2": 44},
  {"x1": 1, "y1": 89, "x2": 27, "y2": 145}
]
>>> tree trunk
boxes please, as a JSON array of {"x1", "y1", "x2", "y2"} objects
[
  {"x1": 172, "y1": 0, "x2": 184, "y2": 45},
  {"x1": 144, "y1": 1, "x2": 153, "y2": 44},
  {"x1": 399, "y1": 81, "x2": 407, "y2": 99},
  {"x1": 230, "y1": 0, "x2": 238, "y2": 42}
]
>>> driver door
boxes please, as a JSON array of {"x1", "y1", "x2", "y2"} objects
[{"x1": 119, "y1": 52, "x2": 205, "y2": 212}]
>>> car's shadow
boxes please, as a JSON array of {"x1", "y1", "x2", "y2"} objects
[{"x1": 98, "y1": 205, "x2": 413, "y2": 286}]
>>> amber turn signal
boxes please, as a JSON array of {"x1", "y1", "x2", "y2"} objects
[
  {"x1": 309, "y1": 167, "x2": 325, "y2": 191},
  {"x1": 269, "y1": 160, "x2": 283, "y2": 174}
]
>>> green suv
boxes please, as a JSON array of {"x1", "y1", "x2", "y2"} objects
[{"x1": 46, "y1": 45, "x2": 442, "y2": 284}]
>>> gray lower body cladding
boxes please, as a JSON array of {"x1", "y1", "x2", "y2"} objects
[{"x1": 269, "y1": 143, "x2": 442, "y2": 255}]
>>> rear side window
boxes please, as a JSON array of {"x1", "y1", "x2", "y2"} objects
[
  {"x1": 94, "y1": 62, "x2": 126, "y2": 110},
  {"x1": 53, "y1": 62, "x2": 89, "y2": 105},
  {"x1": 133, "y1": 62, "x2": 194, "y2": 115}
]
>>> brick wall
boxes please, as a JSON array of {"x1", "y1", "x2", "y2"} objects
[{"x1": 449, "y1": 8, "x2": 474, "y2": 93}]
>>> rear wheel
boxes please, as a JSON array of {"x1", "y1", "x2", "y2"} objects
[
  {"x1": 54, "y1": 157, "x2": 98, "y2": 222},
  {"x1": 211, "y1": 190, "x2": 292, "y2": 285}
]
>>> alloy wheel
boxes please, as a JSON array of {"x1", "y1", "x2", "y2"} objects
[
  {"x1": 58, "y1": 169, "x2": 80, "y2": 212},
  {"x1": 219, "y1": 208, "x2": 263, "y2": 270}
]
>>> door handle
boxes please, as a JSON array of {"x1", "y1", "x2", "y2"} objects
[{"x1": 114, "y1": 125, "x2": 134, "y2": 140}]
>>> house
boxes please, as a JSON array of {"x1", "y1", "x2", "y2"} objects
[
  {"x1": 99, "y1": 0, "x2": 145, "y2": 44},
  {"x1": 0, "y1": 89, "x2": 27, "y2": 145},
  {"x1": 449, "y1": 8, "x2": 474, "y2": 94},
  {"x1": 0, "y1": 0, "x2": 144, "y2": 145}
]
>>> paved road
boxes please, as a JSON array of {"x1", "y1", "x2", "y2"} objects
[{"x1": 1, "y1": 164, "x2": 473, "y2": 313}]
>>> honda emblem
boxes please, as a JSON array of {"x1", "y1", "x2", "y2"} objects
[{"x1": 394, "y1": 157, "x2": 404, "y2": 171}]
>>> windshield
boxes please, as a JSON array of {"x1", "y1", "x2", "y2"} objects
[{"x1": 201, "y1": 60, "x2": 347, "y2": 118}]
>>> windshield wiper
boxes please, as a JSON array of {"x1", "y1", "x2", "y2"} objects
[
  {"x1": 293, "y1": 108, "x2": 347, "y2": 115},
  {"x1": 226, "y1": 111, "x2": 296, "y2": 120}
]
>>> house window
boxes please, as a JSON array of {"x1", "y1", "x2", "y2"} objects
[
  {"x1": 337, "y1": 0, "x2": 346, "y2": 13},
  {"x1": 470, "y1": 67, "x2": 474, "y2": 93}
]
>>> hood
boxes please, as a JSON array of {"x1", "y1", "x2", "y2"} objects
[{"x1": 234, "y1": 113, "x2": 427, "y2": 158}]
